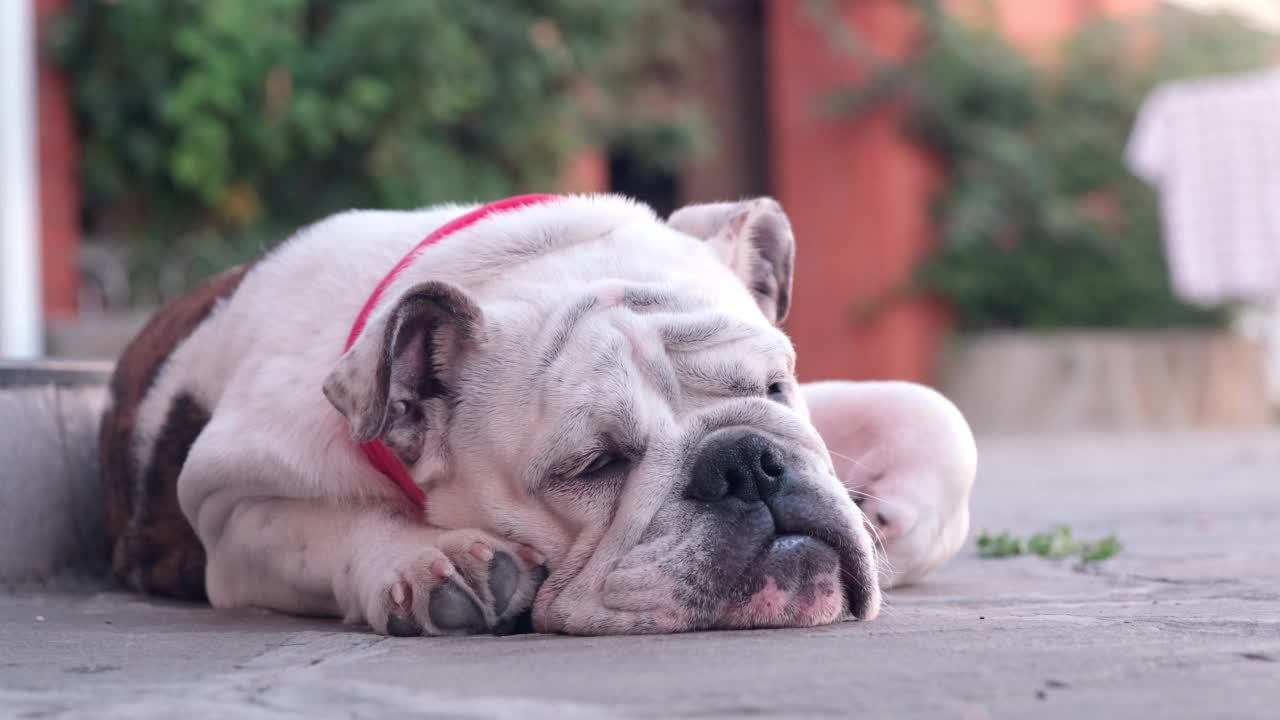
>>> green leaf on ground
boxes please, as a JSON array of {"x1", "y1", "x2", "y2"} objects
[
  {"x1": 1079, "y1": 535, "x2": 1123, "y2": 563},
  {"x1": 977, "y1": 527, "x2": 1122, "y2": 564},
  {"x1": 1026, "y1": 526, "x2": 1078, "y2": 559},
  {"x1": 976, "y1": 531, "x2": 1025, "y2": 558}
]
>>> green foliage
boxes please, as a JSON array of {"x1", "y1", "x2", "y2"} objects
[
  {"x1": 826, "y1": 3, "x2": 1276, "y2": 330},
  {"x1": 1079, "y1": 535, "x2": 1124, "y2": 564},
  {"x1": 975, "y1": 530, "x2": 1026, "y2": 558},
  {"x1": 977, "y1": 527, "x2": 1122, "y2": 565},
  {"x1": 49, "y1": 0, "x2": 704, "y2": 304}
]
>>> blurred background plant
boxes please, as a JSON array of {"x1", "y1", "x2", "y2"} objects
[
  {"x1": 826, "y1": 0, "x2": 1276, "y2": 331},
  {"x1": 12, "y1": 0, "x2": 1278, "y2": 426},
  {"x1": 47, "y1": 0, "x2": 708, "y2": 308}
]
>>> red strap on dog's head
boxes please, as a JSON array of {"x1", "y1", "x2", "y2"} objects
[{"x1": 343, "y1": 194, "x2": 557, "y2": 510}]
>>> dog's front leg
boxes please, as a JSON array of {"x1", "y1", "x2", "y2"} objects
[{"x1": 198, "y1": 497, "x2": 543, "y2": 636}]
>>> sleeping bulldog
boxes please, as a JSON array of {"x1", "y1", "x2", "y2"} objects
[{"x1": 100, "y1": 194, "x2": 970, "y2": 636}]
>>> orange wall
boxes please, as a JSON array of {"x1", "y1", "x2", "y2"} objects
[
  {"x1": 765, "y1": 0, "x2": 946, "y2": 384},
  {"x1": 949, "y1": 0, "x2": 1157, "y2": 57},
  {"x1": 37, "y1": 0, "x2": 79, "y2": 318}
]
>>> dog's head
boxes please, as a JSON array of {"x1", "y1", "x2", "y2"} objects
[{"x1": 323, "y1": 195, "x2": 880, "y2": 634}]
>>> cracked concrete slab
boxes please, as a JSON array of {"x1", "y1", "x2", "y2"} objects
[{"x1": 2, "y1": 429, "x2": 1278, "y2": 718}]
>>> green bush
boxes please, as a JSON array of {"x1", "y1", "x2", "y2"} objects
[
  {"x1": 48, "y1": 0, "x2": 705, "y2": 305},
  {"x1": 826, "y1": 2, "x2": 1275, "y2": 331}
]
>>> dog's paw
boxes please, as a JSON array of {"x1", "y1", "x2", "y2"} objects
[
  {"x1": 356, "y1": 530, "x2": 546, "y2": 637},
  {"x1": 433, "y1": 529, "x2": 548, "y2": 634}
]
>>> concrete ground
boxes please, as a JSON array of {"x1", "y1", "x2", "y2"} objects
[{"x1": 2, "y1": 429, "x2": 1277, "y2": 719}]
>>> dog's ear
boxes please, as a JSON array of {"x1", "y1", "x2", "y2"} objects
[
  {"x1": 324, "y1": 281, "x2": 482, "y2": 462},
  {"x1": 668, "y1": 198, "x2": 795, "y2": 325}
]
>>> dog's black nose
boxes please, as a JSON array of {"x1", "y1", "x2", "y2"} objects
[{"x1": 687, "y1": 430, "x2": 787, "y2": 503}]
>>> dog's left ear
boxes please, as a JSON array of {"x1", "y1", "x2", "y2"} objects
[
  {"x1": 668, "y1": 198, "x2": 795, "y2": 325},
  {"x1": 323, "y1": 281, "x2": 483, "y2": 465}
]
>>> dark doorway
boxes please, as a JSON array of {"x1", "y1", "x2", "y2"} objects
[{"x1": 607, "y1": 147, "x2": 682, "y2": 218}]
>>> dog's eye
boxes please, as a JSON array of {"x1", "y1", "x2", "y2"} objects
[
  {"x1": 578, "y1": 452, "x2": 626, "y2": 478},
  {"x1": 766, "y1": 382, "x2": 788, "y2": 403}
]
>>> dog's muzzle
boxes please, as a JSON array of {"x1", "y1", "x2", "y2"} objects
[{"x1": 681, "y1": 428, "x2": 878, "y2": 626}]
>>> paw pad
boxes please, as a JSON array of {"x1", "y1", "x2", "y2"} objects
[{"x1": 428, "y1": 580, "x2": 486, "y2": 633}]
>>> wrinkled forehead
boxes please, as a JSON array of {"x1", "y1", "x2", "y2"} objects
[
  {"x1": 509, "y1": 283, "x2": 794, "y2": 459},
  {"x1": 467, "y1": 216, "x2": 799, "y2": 465},
  {"x1": 540, "y1": 281, "x2": 795, "y2": 383}
]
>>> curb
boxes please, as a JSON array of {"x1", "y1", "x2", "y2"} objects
[{"x1": 0, "y1": 362, "x2": 113, "y2": 585}]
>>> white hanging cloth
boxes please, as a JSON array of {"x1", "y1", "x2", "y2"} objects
[{"x1": 1126, "y1": 68, "x2": 1280, "y2": 306}]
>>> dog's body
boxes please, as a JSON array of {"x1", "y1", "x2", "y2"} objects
[{"x1": 101, "y1": 194, "x2": 968, "y2": 636}]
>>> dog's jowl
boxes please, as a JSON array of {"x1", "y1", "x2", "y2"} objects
[{"x1": 100, "y1": 195, "x2": 885, "y2": 635}]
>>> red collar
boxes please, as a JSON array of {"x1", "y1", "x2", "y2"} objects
[{"x1": 344, "y1": 194, "x2": 558, "y2": 510}]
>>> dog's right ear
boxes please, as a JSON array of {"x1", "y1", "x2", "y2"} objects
[
  {"x1": 667, "y1": 198, "x2": 795, "y2": 325},
  {"x1": 324, "y1": 282, "x2": 483, "y2": 458}
]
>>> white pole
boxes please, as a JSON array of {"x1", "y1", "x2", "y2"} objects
[{"x1": 0, "y1": 0, "x2": 44, "y2": 358}]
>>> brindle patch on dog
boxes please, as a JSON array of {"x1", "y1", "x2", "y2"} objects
[{"x1": 100, "y1": 265, "x2": 250, "y2": 600}]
